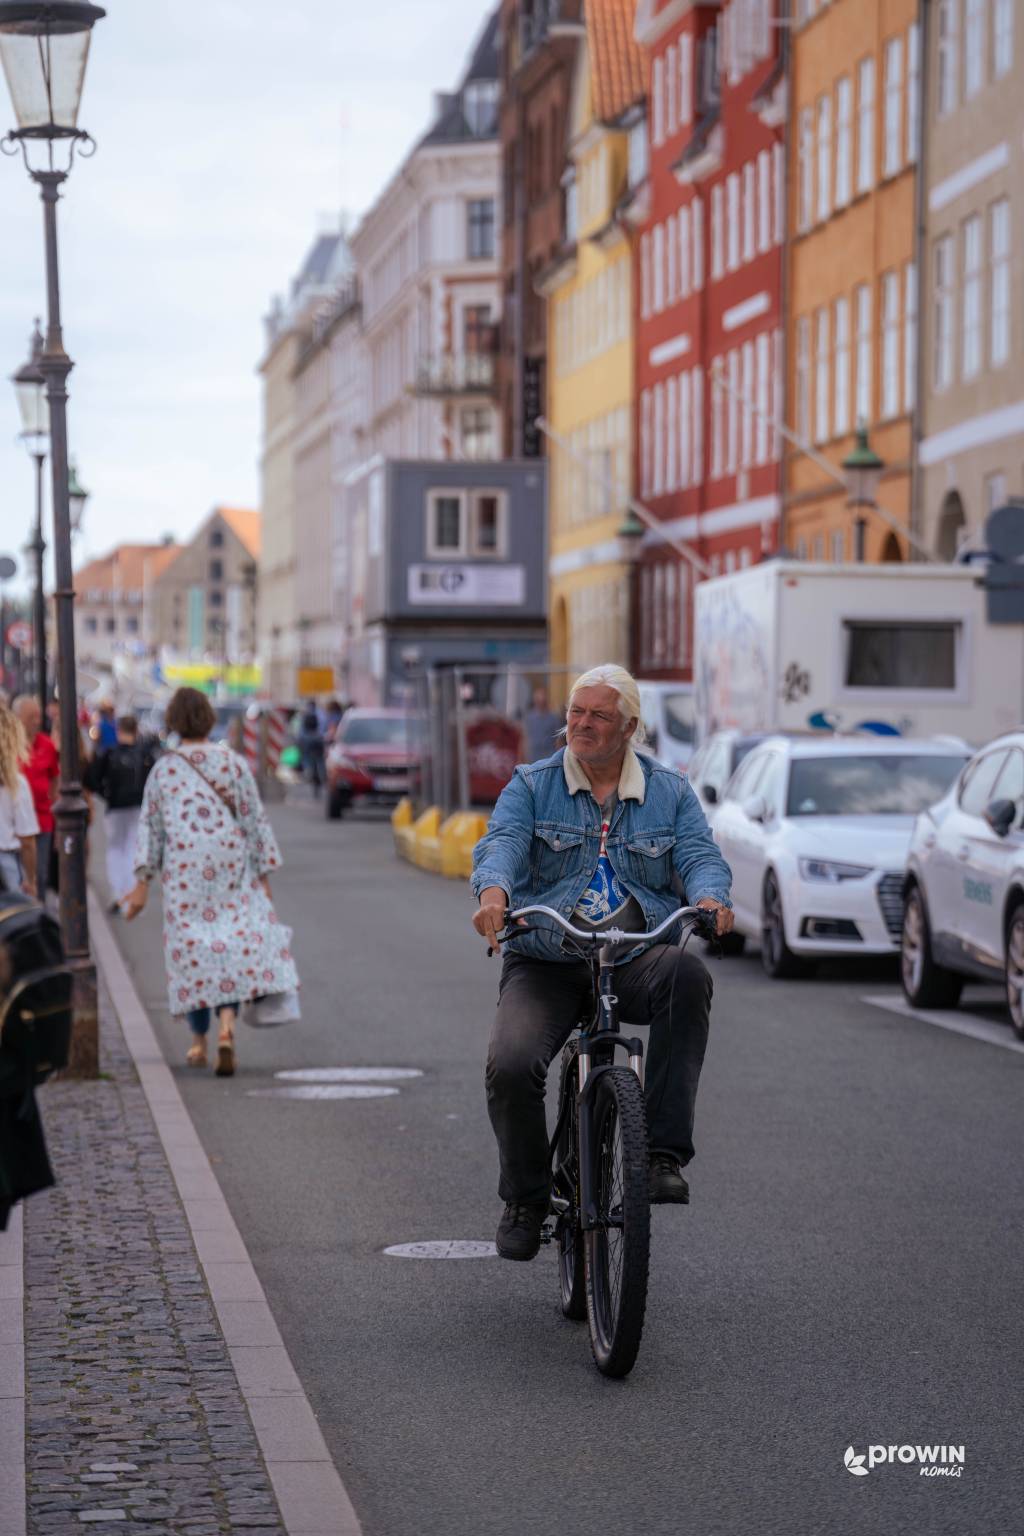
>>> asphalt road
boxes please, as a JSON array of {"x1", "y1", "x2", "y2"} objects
[{"x1": 106, "y1": 795, "x2": 1024, "y2": 1536}]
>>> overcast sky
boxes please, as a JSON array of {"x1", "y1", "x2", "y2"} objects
[{"x1": 0, "y1": 0, "x2": 496, "y2": 595}]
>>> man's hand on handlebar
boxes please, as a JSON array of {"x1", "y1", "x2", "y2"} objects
[
  {"x1": 473, "y1": 887, "x2": 512, "y2": 950},
  {"x1": 696, "y1": 897, "x2": 734, "y2": 937}
]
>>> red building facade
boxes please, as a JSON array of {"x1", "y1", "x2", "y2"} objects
[{"x1": 631, "y1": 0, "x2": 785, "y2": 680}]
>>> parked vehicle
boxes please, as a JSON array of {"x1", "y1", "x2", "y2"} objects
[
  {"x1": 694, "y1": 560, "x2": 1023, "y2": 746},
  {"x1": 324, "y1": 708, "x2": 422, "y2": 820},
  {"x1": 685, "y1": 730, "x2": 771, "y2": 814},
  {"x1": 710, "y1": 736, "x2": 968, "y2": 976},
  {"x1": 901, "y1": 731, "x2": 1024, "y2": 1035},
  {"x1": 636, "y1": 681, "x2": 696, "y2": 774}
]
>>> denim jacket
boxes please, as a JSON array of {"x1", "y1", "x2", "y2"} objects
[{"x1": 471, "y1": 746, "x2": 733, "y2": 964}]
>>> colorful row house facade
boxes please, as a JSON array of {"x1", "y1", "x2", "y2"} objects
[
  {"x1": 633, "y1": 0, "x2": 785, "y2": 681},
  {"x1": 545, "y1": 0, "x2": 646, "y2": 677},
  {"x1": 785, "y1": 0, "x2": 921, "y2": 564}
]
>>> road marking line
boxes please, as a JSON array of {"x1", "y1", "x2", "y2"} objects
[
  {"x1": 247, "y1": 1085, "x2": 400, "y2": 1100},
  {"x1": 861, "y1": 992, "x2": 1024, "y2": 1056},
  {"x1": 89, "y1": 893, "x2": 363, "y2": 1536},
  {"x1": 275, "y1": 1067, "x2": 424, "y2": 1082},
  {"x1": 383, "y1": 1241, "x2": 497, "y2": 1259}
]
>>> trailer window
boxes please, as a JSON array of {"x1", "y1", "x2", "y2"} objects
[{"x1": 843, "y1": 621, "x2": 958, "y2": 689}]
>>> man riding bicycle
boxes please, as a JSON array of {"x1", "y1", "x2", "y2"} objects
[{"x1": 472, "y1": 664, "x2": 734, "y2": 1261}]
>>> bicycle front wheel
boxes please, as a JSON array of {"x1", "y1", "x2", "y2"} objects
[
  {"x1": 555, "y1": 1042, "x2": 586, "y2": 1321},
  {"x1": 584, "y1": 1066, "x2": 651, "y2": 1378}
]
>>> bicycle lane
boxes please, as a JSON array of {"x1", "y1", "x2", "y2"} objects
[{"x1": 105, "y1": 801, "x2": 1024, "y2": 1536}]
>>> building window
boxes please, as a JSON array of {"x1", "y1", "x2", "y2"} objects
[
  {"x1": 937, "y1": 0, "x2": 958, "y2": 116},
  {"x1": 772, "y1": 143, "x2": 784, "y2": 245},
  {"x1": 798, "y1": 106, "x2": 814, "y2": 232},
  {"x1": 855, "y1": 284, "x2": 872, "y2": 423},
  {"x1": 653, "y1": 382, "x2": 665, "y2": 495},
  {"x1": 962, "y1": 214, "x2": 982, "y2": 379},
  {"x1": 105, "y1": 617, "x2": 116, "y2": 634},
  {"x1": 795, "y1": 537, "x2": 808, "y2": 560},
  {"x1": 903, "y1": 262, "x2": 918, "y2": 410},
  {"x1": 796, "y1": 317, "x2": 811, "y2": 442},
  {"x1": 209, "y1": 528, "x2": 223, "y2": 548},
  {"x1": 906, "y1": 24, "x2": 920, "y2": 162},
  {"x1": 711, "y1": 183, "x2": 724, "y2": 279},
  {"x1": 883, "y1": 36, "x2": 903, "y2": 176},
  {"x1": 985, "y1": 472, "x2": 1007, "y2": 514},
  {"x1": 209, "y1": 588, "x2": 223, "y2": 608},
  {"x1": 471, "y1": 492, "x2": 506, "y2": 557},
  {"x1": 834, "y1": 295, "x2": 850, "y2": 436},
  {"x1": 666, "y1": 43, "x2": 677, "y2": 135},
  {"x1": 831, "y1": 529, "x2": 845, "y2": 563},
  {"x1": 209, "y1": 558, "x2": 223, "y2": 582},
  {"x1": 665, "y1": 376, "x2": 678, "y2": 491},
  {"x1": 678, "y1": 205, "x2": 691, "y2": 297},
  {"x1": 679, "y1": 369, "x2": 691, "y2": 487},
  {"x1": 680, "y1": 33, "x2": 693, "y2": 125},
  {"x1": 463, "y1": 80, "x2": 498, "y2": 136},
  {"x1": 816, "y1": 95, "x2": 831, "y2": 220},
  {"x1": 666, "y1": 217, "x2": 678, "y2": 305},
  {"x1": 857, "y1": 57, "x2": 875, "y2": 193},
  {"x1": 427, "y1": 492, "x2": 464, "y2": 555},
  {"x1": 990, "y1": 198, "x2": 1010, "y2": 366},
  {"x1": 741, "y1": 340, "x2": 754, "y2": 466},
  {"x1": 640, "y1": 390, "x2": 651, "y2": 497},
  {"x1": 755, "y1": 332, "x2": 770, "y2": 464},
  {"x1": 742, "y1": 162, "x2": 755, "y2": 263},
  {"x1": 964, "y1": 0, "x2": 985, "y2": 98},
  {"x1": 757, "y1": 150, "x2": 771, "y2": 253},
  {"x1": 467, "y1": 199, "x2": 495, "y2": 260},
  {"x1": 813, "y1": 534, "x2": 825, "y2": 563},
  {"x1": 727, "y1": 351, "x2": 739, "y2": 473},
  {"x1": 692, "y1": 366, "x2": 704, "y2": 482},
  {"x1": 640, "y1": 232, "x2": 651, "y2": 320},
  {"x1": 881, "y1": 270, "x2": 900, "y2": 417},
  {"x1": 125, "y1": 616, "x2": 139, "y2": 635},
  {"x1": 934, "y1": 234, "x2": 955, "y2": 390},
  {"x1": 726, "y1": 173, "x2": 740, "y2": 271},
  {"x1": 711, "y1": 357, "x2": 724, "y2": 476},
  {"x1": 85, "y1": 616, "x2": 97, "y2": 634},
  {"x1": 652, "y1": 55, "x2": 665, "y2": 145},
  {"x1": 814, "y1": 308, "x2": 830, "y2": 444},
  {"x1": 835, "y1": 76, "x2": 852, "y2": 206},
  {"x1": 994, "y1": 0, "x2": 1013, "y2": 76},
  {"x1": 461, "y1": 406, "x2": 495, "y2": 459}
]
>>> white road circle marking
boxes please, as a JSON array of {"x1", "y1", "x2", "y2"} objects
[
  {"x1": 275, "y1": 1067, "x2": 424, "y2": 1082},
  {"x1": 383, "y1": 1240, "x2": 498, "y2": 1259},
  {"x1": 246, "y1": 1085, "x2": 401, "y2": 1100}
]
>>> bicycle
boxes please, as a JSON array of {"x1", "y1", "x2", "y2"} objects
[{"x1": 491, "y1": 904, "x2": 716, "y2": 1379}]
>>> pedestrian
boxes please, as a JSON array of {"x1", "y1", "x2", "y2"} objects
[
  {"x1": 91, "y1": 700, "x2": 117, "y2": 755},
  {"x1": 11, "y1": 696, "x2": 58, "y2": 902},
  {"x1": 122, "y1": 686, "x2": 298, "y2": 1077},
  {"x1": 0, "y1": 703, "x2": 38, "y2": 896},
  {"x1": 84, "y1": 715, "x2": 157, "y2": 913},
  {"x1": 323, "y1": 698, "x2": 344, "y2": 747},
  {"x1": 297, "y1": 700, "x2": 325, "y2": 796},
  {"x1": 522, "y1": 685, "x2": 564, "y2": 765}
]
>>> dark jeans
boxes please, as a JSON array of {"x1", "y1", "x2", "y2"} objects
[
  {"x1": 485, "y1": 946, "x2": 713, "y2": 1205},
  {"x1": 35, "y1": 831, "x2": 52, "y2": 901},
  {"x1": 187, "y1": 1005, "x2": 238, "y2": 1036}
]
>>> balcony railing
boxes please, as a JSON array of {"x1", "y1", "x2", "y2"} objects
[{"x1": 413, "y1": 352, "x2": 498, "y2": 396}]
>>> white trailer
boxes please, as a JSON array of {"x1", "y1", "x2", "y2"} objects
[{"x1": 693, "y1": 561, "x2": 1023, "y2": 747}]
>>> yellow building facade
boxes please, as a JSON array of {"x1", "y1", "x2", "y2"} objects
[
  {"x1": 545, "y1": 1, "x2": 644, "y2": 688},
  {"x1": 785, "y1": 0, "x2": 920, "y2": 562}
]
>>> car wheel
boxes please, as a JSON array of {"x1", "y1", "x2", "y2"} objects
[
  {"x1": 1005, "y1": 904, "x2": 1024, "y2": 1041},
  {"x1": 760, "y1": 872, "x2": 805, "y2": 979},
  {"x1": 900, "y1": 883, "x2": 963, "y2": 1010}
]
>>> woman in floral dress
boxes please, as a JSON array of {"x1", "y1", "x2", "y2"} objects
[{"x1": 123, "y1": 688, "x2": 298, "y2": 1076}]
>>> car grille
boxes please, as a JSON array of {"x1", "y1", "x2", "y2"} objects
[
  {"x1": 876, "y1": 873, "x2": 903, "y2": 939},
  {"x1": 362, "y1": 763, "x2": 410, "y2": 777}
]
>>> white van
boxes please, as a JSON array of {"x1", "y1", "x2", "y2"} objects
[{"x1": 637, "y1": 681, "x2": 696, "y2": 774}]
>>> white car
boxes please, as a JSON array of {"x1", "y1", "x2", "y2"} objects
[
  {"x1": 710, "y1": 735, "x2": 968, "y2": 977},
  {"x1": 637, "y1": 681, "x2": 696, "y2": 774},
  {"x1": 685, "y1": 730, "x2": 772, "y2": 814},
  {"x1": 901, "y1": 730, "x2": 1024, "y2": 1035}
]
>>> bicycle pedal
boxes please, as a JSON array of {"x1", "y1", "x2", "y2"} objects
[{"x1": 539, "y1": 1223, "x2": 555, "y2": 1245}]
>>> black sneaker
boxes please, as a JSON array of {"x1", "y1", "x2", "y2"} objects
[
  {"x1": 649, "y1": 1152, "x2": 690, "y2": 1205},
  {"x1": 495, "y1": 1201, "x2": 547, "y2": 1261}
]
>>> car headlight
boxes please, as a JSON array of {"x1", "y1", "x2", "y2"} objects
[{"x1": 798, "y1": 858, "x2": 874, "y2": 883}]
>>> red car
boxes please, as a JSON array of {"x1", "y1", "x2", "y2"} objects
[{"x1": 324, "y1": 708, "x2": 422, "y2": 819}]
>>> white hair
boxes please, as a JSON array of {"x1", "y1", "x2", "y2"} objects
[{"x1": 567, "y1": 664, "x2": 646, "y2": 745}]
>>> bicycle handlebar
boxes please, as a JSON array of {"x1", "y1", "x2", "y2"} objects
[{"x1": 502, "y1": 903, "x2": 713, "y2": 947}]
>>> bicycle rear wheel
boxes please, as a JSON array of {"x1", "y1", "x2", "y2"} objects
[
  {"x1": 555, "y1": 1043, "x2": 586, "y2": 1321},
  {"x1": 584, "y1": 1066, "x2": 651, "y2": 1378}
]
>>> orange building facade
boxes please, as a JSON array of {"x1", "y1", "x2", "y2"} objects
[{"x1": 785, "y1": 0, "x2": 921, "y2": 563}]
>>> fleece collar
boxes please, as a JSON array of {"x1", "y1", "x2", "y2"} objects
[{"x1": 562, "y1": 745, "x2": 647, "y2": 805}]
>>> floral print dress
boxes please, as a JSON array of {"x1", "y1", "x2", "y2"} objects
[{"x1": 134, "y1": 744, "x2": 299, "y2": 1017}]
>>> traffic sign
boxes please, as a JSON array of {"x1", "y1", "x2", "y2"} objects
[{"x1": 5, "y1": 620, "x2": 31, "y2": 650}]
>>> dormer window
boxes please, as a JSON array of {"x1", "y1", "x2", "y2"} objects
[{"x1": 464, "y1": 80, "x2": 498, "y2": 136}]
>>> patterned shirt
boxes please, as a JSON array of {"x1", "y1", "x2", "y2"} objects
[{"x1": 573, "y1": 793, "x2": 645, "y2": 934}]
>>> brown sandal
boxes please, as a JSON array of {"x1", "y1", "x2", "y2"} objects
[
  {"x1": 186, "y1": 1038, "x2": 208, "y2": 1068},
  {"x1": 214, "y1": 1011, "x2": 236, "y2": 1077}
]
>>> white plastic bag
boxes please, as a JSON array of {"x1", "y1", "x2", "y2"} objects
[{"x1": 242, "y1": 990, "x2": 301, "y2": 1029}]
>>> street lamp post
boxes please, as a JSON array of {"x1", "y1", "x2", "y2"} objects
[
  {"x1": 617, "y1": 510, "x2": 645, "y2": 672},
  {"x1": 11, "y1": 320, "x2": 49, "y2": 717},
  {"x1": 0, "y1": 0, "x2": 106, "y2": 1075},
  {"x1": 841, "y1": 424, "x2": 885, "y2": 564}
]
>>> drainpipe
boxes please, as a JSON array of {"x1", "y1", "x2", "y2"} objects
[{"x1": 910, "y1": 0, "x2": 931, "y2": 561}]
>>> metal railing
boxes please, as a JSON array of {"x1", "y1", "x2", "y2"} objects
[{"x1": 413, "y1": 352, "x2": 498, "y2": 396}]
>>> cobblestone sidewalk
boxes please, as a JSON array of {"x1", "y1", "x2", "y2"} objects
[{"x1": 22, "y1": 978, "x2": 287, "y2": 1535}]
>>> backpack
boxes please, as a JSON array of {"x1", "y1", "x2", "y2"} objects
[{"x1": 0, "y1": 893, "x2": 72, "y2": 1087}]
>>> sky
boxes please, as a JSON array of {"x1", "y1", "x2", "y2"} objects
[{"x1": 0, "y1": 0, "x2": 497, "y2": 596}]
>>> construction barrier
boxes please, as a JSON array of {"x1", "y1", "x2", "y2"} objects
[{"x1": 392, "y1": 800, "x2": 487, "y2": 881}]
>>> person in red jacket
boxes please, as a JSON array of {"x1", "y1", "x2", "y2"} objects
[{"x1": 12, "y1": 697, "x2": 58, "y2": 901}]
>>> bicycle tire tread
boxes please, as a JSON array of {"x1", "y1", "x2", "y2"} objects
[{"x1": 585, "y1": 1067, "x2": 651, "y2": 1378}]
